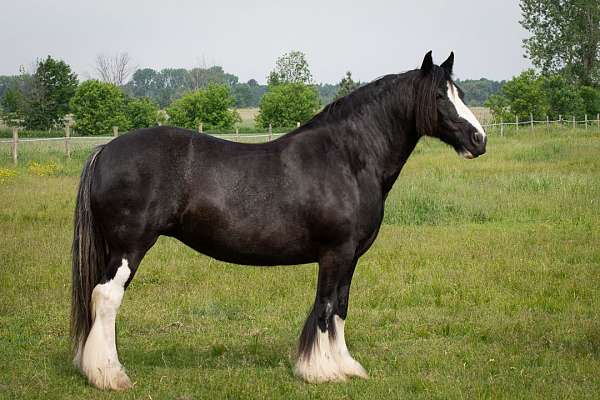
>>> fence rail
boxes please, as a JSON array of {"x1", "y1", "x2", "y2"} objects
[{"x1": 2, "y1": 114, "x2": 600, "y2": 165}]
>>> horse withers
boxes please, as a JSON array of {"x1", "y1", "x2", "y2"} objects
[{"x1": 71, "y1": 51, "x2": 486, "y2": 390}]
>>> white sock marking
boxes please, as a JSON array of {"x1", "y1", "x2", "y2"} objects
[
  {"x1": 295, "y1": 328, "x2": 346, "y2": 383},
  {"x1": 295, "y1": 316, "x2": 368, "y2": 383},
  {"x1": 447, "y1": 82, "x2": 486, "y2": 137},
  {"x1": 81, "y1": 259, "x2": 132, "y2": 390},
  {"x1": 330, "y1": 316, "x2": 368, "y2": 378}
]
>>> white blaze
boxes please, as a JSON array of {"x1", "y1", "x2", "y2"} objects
[{"x1": 447, "y1": 82, "x2": 486, "y2": 137}]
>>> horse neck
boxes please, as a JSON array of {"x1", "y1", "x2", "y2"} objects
[{"x1": 318, "y1": 74, "x2": 421, "y2": 191}]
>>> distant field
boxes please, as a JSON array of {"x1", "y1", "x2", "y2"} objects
[
  {"x1": 237, "y1": 107, "x2": 259, "y2": 130},
  {"x1": 470, "y1": 107, "x2": 493, "y2": 124},
  {"x1": 1, "y1": 126, "x2": 599, "y2": 399}
]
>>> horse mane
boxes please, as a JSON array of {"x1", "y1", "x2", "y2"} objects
[{"x1": 299, "y1": 66, "x2": 449, "y2": 137}]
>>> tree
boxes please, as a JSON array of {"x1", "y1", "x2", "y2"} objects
[
  {"x1": 315, "y1": 83, "x2": 339, "y2": 106},
  {"x1": 126, "y1": 68, "x2": 158, "y2": 98},
  {"x1": 579, "y1": 85, "x2": 600, "y2": 115},
  {"x1": 70, "y1": 80, "x2": 129, "y2": 135},
  {"x1": 335, "y1": 71, "x2": 360, "y2": 100},
  {"x1": 486, "y1": 70, "x2": 548, "y2": 120},
  {"x1": 454, "y1": 78, "x2": 504, "y2": 106},
  {"x1": 154, "y1": 68, "x2": 191, "y2": 107},
  {"x1": 520, "y1": 0, "x2": 600, "y2": 86},
  {"x1": 21, "y1": 56, "x2": 78, "y2": 130},
  {"x1": 126, "y1": 97, "x2": 160, "y2": 129},
  {"x1": 267, "y1": 51, "x2": 313, "y2": 85},
  {"x1": 255, "y1": 83, "x2": 320, "y2": 128},
  {"x1": 232, "y1": 84, "x2": 253, "y2": 107},
  {"x1": 189, "y1": 65, "x2": 239, "y2": 90},
  {"x1": 0, "y1": 84, "x2": 24, "y2": 127},
  {"x1": 95, "y1": 52, "x2": 134, "y2": 86},
  {"x1": 166, "y1": 84, "x2": 239, "y2": 130},
  {"x1": 541, "y1": 73, "x2": 585, "y2": 118},
  {"x1": 0, "y1": 76, "x2": 20, "y2": 101},
  {"x1": 124, "y1": 65, "x2": 244, "y2": 107}
]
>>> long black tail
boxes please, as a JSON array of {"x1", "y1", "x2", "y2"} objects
[{"x1": 70, "y1": 145, "x2": 106, "y2": 355}]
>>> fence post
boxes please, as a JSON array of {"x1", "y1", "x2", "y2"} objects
[
  {"x1": 585, "y1": 114, "x2": 588, "y2": 130},
  {"x1": 500, "y1": 118, "x2": 504, "y2": 137},
  {"x1": 268, "y1": 123, "x2": 272, "y2": 141},
  {"x1": 235, "y1": 126, "x2": 239, "y2": 141},
  {"x1": 573, "y1": 115, "x2": 576, "y2": 130},
  {"x1": 597, "y1": 113, "x2": 600, "y2": 130},
  {"x1": 198, "y1": 122, "x2": 203, "y2": 133},
  {"x1": 64, "y1": 124, "x2": 71, "y2": 159},
  {"x1": 516, "y1": 115, "x2": 519, "y2": 133},
  {"x1": 558, "y1": 114, "x2": 562, "y2": 128},
  {"x1": 546, "y1": 115, "x2": 549, "y2": 133},
  {"x1": 11, "y1": 127, "x2": 18, "y2": 165},
  {"x1": 296, "y1": 122, "x2": 300, "y2": 128},
  {"x1": 113, "y1": 126, "x2": 119, "y2": 137},
  {"x1": 530, "y1": 113, "x2": 534, "y2": 132}
]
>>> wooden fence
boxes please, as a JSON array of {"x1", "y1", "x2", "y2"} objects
[{"x1": 1, "y1": 115, "x2": 599, "y2": 165}]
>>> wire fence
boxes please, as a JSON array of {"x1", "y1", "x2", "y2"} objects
[{"x1": 2, "y1": 113, "x2": 600, "y2": 165}]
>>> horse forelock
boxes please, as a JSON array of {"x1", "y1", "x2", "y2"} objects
[{"x1": 415, "y1": 66, "x2": 448, "y2": 137}]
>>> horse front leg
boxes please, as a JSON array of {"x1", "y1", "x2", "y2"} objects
[
  {"x1": 332, "y1": 260, "x2": 368, "y2": 379},
  {"x1": 295, "y1": 248, "x2": 366, "y2": 383}
]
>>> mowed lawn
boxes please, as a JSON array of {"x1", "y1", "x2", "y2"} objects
[{"x1": 1, "y1": 127, "x2": 599, "y2": 399}]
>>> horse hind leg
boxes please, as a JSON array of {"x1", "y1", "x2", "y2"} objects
[{"x1": 81, "y1": 256, "x2": 134, "y2": 390}]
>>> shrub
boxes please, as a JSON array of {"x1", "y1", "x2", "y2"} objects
[
  {"x1": 579, "y1": 86, "x2": 600, "y2": 116},
  {"x1": 166, "y1": 84, "x2": 239, "y2": 130},
  {"x1": 126, "y1": 97, "x2": 160, "y2": 130},
  {"x1": 255, "y1": 83, "x2": 320, "y2": 128},
  {"x1": 70, "y1": 80, "x2": 129, "y2": 135}
]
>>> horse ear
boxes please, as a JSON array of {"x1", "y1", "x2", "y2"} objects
[
  {"x1": 440, "y1": 52, "x2": 454, "y2": 75},
  {"x1": 420, "y1": 51, "x2": 433, "y2": 73}
]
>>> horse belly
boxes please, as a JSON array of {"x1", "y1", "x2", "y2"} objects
[{"x1": 173, "y1": 207, "x2": 316, "y2": 266}]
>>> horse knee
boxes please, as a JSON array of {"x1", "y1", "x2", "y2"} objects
[{"x1": 315, "y1": 298, "x2": 336, "y2": 332}]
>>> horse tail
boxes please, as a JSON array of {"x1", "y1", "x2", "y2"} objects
[{"x1": 70, "y1": 145, "x2": 106, "y2": 359}]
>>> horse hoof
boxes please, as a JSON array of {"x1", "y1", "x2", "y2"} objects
[
  {"x1": 110, "y1": 370, "x2": 133, "y2": 391},
  {"x1": 86, "y1": 366, "x2": 133, "y2": 391},
  {"x1": 295, "y1": 365, "x2": 347, "y2": 384},
  {"x1": 340, "y1": 360, "x2": 368, "y2": 379},
  {"x1": 294, "y1": 357, "x2": 347, "y2": 383}
]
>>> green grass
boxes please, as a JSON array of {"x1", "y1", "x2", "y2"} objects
[{"x1": 1, "y1": 127, "x2": 600, "y2": 399}]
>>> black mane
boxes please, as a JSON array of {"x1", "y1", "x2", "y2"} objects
[{"x1": 295, "y1": 66, "x2": 450, "y2": 139}]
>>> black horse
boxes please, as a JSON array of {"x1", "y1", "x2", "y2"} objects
[{"x1": 71, "y1": 51, "x2": 486, "y2": 390}]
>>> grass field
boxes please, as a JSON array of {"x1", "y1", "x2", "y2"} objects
[{"x1": 1, "y1": 127, "x2": 599, "y2": 399}]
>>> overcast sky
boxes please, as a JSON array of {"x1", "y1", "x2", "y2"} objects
[{"x1": 0, "y1": 0, "x2": 532, "y2": 84}]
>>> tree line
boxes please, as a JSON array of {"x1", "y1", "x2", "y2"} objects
[
  {"x1": 4, "y1": 2, "x2": 596, "y2": 134},
  {"x1": 0, "y1": 49, "x2": 509, "y2": 135}
]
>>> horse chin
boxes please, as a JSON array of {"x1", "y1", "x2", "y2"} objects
[{"x1": 457, "y1": 148, "x2": 475, "y2": 159}]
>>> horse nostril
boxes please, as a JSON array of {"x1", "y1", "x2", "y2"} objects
[{"x1": 473, "y1": 132, "x2": 484, "y2": 144}]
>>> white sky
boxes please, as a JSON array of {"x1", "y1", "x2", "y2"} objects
[{"x1": 0, "y1": 0, "x2": 532, "y2": 83}]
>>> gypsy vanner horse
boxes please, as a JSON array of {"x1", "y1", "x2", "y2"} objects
[{"x1": 71, "y1": 52, "x2": 487, "y2": 390}]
